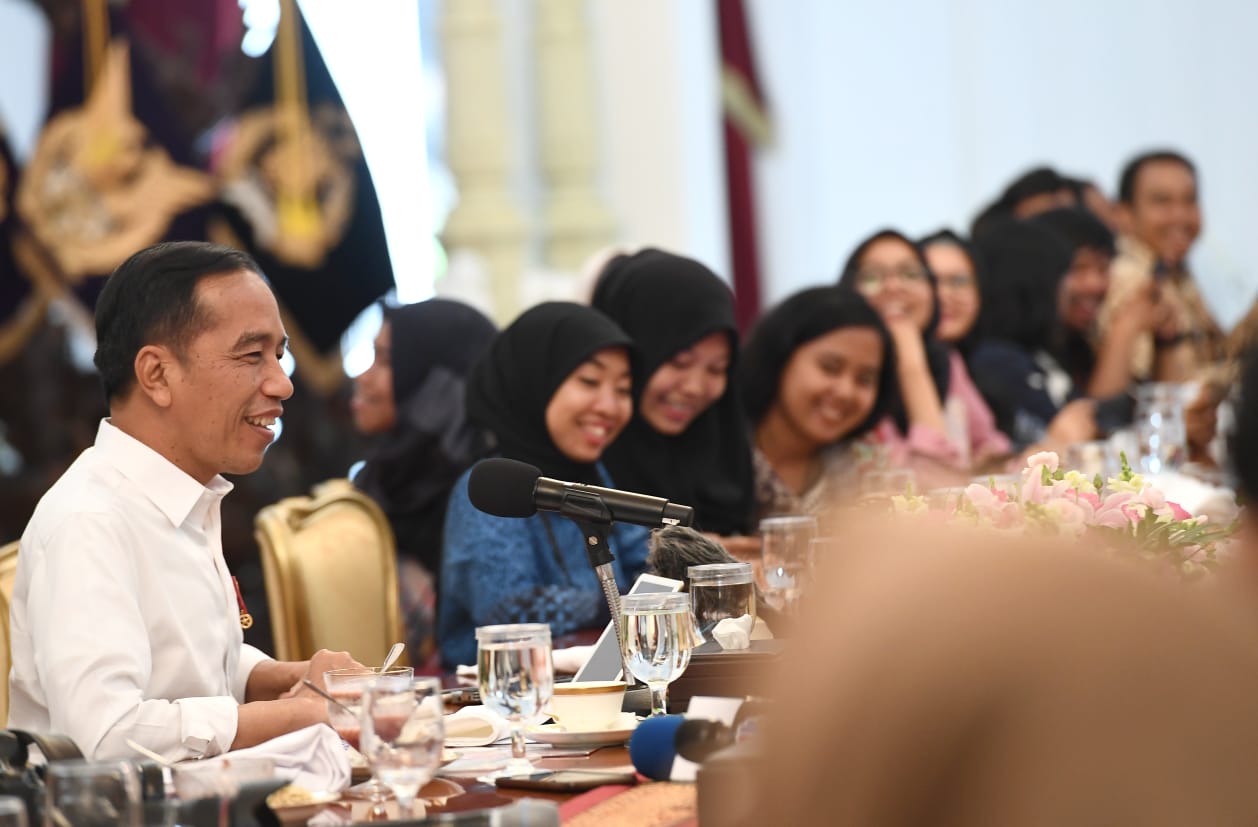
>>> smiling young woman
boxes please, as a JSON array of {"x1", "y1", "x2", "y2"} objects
[
  {"x1": 740, "y1": 286, "x2": 897, "y2": 521},
  {"x1": 590, "y1": 249, "x2": 756, "y2": 541},
  {"x1": 838, "y1": 229, "x2": 1011, "y2": 488},
  {"x1": 436, "y1": 302, "x2": 649, "y2": 670}
]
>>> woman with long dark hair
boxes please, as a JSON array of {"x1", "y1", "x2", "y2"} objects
[
  {"x1": 838, "y1": 229, "x2": 1010, "y2": 487},
  {"x1": 741, "y1": 286, "x2": 897, "y2": 519}
]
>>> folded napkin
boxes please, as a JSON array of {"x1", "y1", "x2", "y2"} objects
[
  {"x1": 552, "y1": 645, "x2": 594, "y2": 674},
  {"x1": 712, "y1": 614, "x2": 754, "y2": 650},
  {"x1": 454, "y1": 664, "x2": 478, "y2": 686},
  {"x1": 443, "y1": 705, "x2": 511, "y2": 747},
  {"x1": 1148, "y1": 472, "x2": 1239, "y2": 527},
  {"x1": 230, "y1": 724, "x2": 349, "y2": 793}
]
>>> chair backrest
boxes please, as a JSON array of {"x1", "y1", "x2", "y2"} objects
[
  {"x1": 255, "y1": 480, "x2": 405, "y2": 666},
  {"x1": 0, "y1": 541, "x2": 19, "y2": 723}
]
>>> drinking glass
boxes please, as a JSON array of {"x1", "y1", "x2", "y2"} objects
[
  {"x1": 759, "y1": 515, "x2": 818, "y2": 610},
  {"x1": 45, "y1": 760, "x2": 141, "y2": 827},
  {"x1": 1063, "y1": 440, "x2": 1118, "y2": 479},
  {"x1": 859, "y1": 468, "x2": 917, "y2": 500},
  {"x1": 476, "y1": 623, "x2": 554, "y2": 778},
  {"x1": 620, "y1": 592, "x2": 700, "y2": 717},
  {"x1": 361, "y1": 676, "x2": 445, "y2": 819},
  {"x1": 687, "y1": 563, "x2": 756, "y2": 637},
  {"x1": 0, "y1": 797, "x2": 26, "y2": 827},
  {"x1": 324, "y1": 665, "x2": 413, "y2": 808},
  {"x1": 1135, "y1": 383, "x2": 1187, "y2": 474}
]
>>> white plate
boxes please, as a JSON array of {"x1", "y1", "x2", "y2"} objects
[{"x1": 526, "y1": 713, "x2": 641, "y2": 747}]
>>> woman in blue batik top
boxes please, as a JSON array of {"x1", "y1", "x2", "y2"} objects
[{"x1": 438, "y1": 302, "x2": 649, "y2": 669}]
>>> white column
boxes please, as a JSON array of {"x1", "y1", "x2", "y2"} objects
[
  {"x1": 534, "y1": 0, "x2": 614, "y2": 271},
  {"x1": 439, "y1": 0, "x2": 527, "y2": 323}
]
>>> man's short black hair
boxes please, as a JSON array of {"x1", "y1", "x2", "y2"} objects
[
  {"x1": 94, "y1": 241, "x2": 264, "y2": 402},
  {"x1": 1117, "y1": 150, "x2": 1196, "y2": 204}
]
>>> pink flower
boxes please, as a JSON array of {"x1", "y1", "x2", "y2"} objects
[
  {"x1": 1093, "y1": 491, "x2": 1135, "y2": 530},
  {"x1": 1167, "y1": 501, "x2": 1192, "y2": 521}
]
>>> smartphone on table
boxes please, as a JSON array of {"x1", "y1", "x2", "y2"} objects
[{"x1": 494, "y1": 769, "x2": 637, "y2": 792}]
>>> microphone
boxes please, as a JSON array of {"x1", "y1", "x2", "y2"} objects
[
  {"x1": 628, "y1": 714, "x2": 686, "y2": 781},
  {"x1": 468, "y1": 458, "x2": 695, "y2": 529},
  {"x1": 629, "y1": 700, "x2": 771, "y2": 780}
]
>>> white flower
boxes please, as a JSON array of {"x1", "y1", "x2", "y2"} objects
[{"x1": 1026, "y1": 451, "x2": 1060, "y2": 473}]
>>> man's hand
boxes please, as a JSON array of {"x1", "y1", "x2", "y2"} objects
[{"x1": 283, "y1": 649, "x2": 363, "y2": 699}]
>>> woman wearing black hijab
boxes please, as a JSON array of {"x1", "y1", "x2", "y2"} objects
[
  {"x1": 351, "y1": 299, "x2": 497, "y2": 665},
  {"x1": 591, "y1": 249, "x2": 756, "y2": 543},
  {"x1": 437, "y1": 302, "x2": 648, "y2": 669},
  {"x1": 838, "y1": 229, "x2": 1010, "y2": 488}
]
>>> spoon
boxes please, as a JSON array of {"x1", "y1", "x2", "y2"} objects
[
  {"x1": 380, "y1": 642, "x2": 405, "y2": 673},
  {"x1": 302, "y1": 678, "x2": 356, "y2": 715},
  {"x1": 126, "y1": 738, "x2": 172, "y2": 767}
]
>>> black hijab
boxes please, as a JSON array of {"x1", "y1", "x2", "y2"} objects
[
  {"x1": 590, "y1": 249, "x2": 756, "y2": 536},
  {"x1": 740, "y1": 286, "x2": 898, "y2": 442},
  {"x1": 837, "y1": 229, "x2": 952, "y2": 433},
  {"x1": 354, "y1": 299, "x2": 498, "y2": 575},
  {"x1": 465, "y1": 302, "x2": 635, "y2": 485}
]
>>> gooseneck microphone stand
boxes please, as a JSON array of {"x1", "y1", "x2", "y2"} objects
[{"x1": 557, "y1": 489, "x2": 636, "y2": 683}]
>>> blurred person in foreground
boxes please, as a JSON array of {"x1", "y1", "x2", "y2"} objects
[
  {"x1": 744, "y1": 516, "x2": 1258, "y2": 826},
  {"x1": 8, "y1": 242, "x2": 360, "y2": 761}
]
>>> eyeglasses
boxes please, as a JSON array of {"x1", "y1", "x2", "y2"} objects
[
  {"x1": 854, "y1": 267, "x2": 929, "y2": 291},
  {"x1": 936, "y1": 273, "x2": 976, "y2": 291}
]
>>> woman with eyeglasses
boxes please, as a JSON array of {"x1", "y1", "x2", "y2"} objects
[
  {"x1": 920, "y1": 229, "x2": 984, "y2": 352},
  {"x1": 838, "y1": 229, "x2": 1010, "y2": 488}
]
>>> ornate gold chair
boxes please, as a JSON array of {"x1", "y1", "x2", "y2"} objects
[
  {"x1": 255, "y1": 480, "x2": 406, "y2": 666},
  {"x1": 0, "y1": 540, "x2": 20, "y2": 723}
]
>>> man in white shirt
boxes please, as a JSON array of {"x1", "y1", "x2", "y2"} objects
[{"x1": 8, "y1": 241, "x2": 360, "y2": 761}]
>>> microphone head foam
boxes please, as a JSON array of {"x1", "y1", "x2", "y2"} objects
[
  {"x1": 629, "y1": 714, "x2": 685, "y2": 781},
  {"x1": 468, "y1": 458, "x2": 542, "y2": 518}
]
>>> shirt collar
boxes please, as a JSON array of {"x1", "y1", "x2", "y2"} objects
[{"x1": 94, "y1": 419, "x2": 234, "y2": 528}]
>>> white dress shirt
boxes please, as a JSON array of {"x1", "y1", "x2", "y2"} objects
[{"x1": 8, "y1": 420, "x2": 271, "y2": 761}]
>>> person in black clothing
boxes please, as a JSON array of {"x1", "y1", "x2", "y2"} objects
[
  {"x1": 591, "y1": 249, "x2": 757, "y2": 554},
  {"x1": 351, "y1": 299, "x2": 496, "y2": 668}
]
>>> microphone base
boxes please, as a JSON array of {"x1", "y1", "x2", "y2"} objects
[{"x1": 622, "y1": 685, "x2": 653, "y2": 715}]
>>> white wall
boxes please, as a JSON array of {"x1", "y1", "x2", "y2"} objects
[
  {"x1": 747, "y1": 0, "x2": 1258, "y2": 327},
  {"x1": 5, "y1": 0, "x2": 1256, "y2": 329}
]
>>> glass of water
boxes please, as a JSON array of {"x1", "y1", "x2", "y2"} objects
[
  {"x1": 1135, "y1": 383, "x2": 1187, "y2": 474},
  {"x1": 361, "y1": 675, "x2": 445, "y2": 819},
  {"x1": 620, "y1": 592, "x2": 701, "y2": 717},
  {"x1": 759, "y1": 515, "x2": 818, "y2": 610},
  {"x1": 0, "y1": 797, "x2": 26, "y2": 827},
  {"x1": 45, "y1": 760, "x2": 141, "y2": 827},
  {"x1": 476, "y1": 623, "x2": 554, "y2": 777}
]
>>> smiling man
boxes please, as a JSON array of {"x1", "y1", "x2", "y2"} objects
[
  {"x1": 1098, "y1": 150, "x2": 1225, "y2": 382},
  {"x1": 8, "y1": 242, "x2": 359, "y2": 761}
]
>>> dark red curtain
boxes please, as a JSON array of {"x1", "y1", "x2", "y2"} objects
[{"x1": 716, "y1": 0, "x2": 771, "y2": 333}]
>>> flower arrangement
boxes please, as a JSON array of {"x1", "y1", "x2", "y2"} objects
[{"x1": 892, "y1": 451, "x2": 1233, "y2": 580}]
